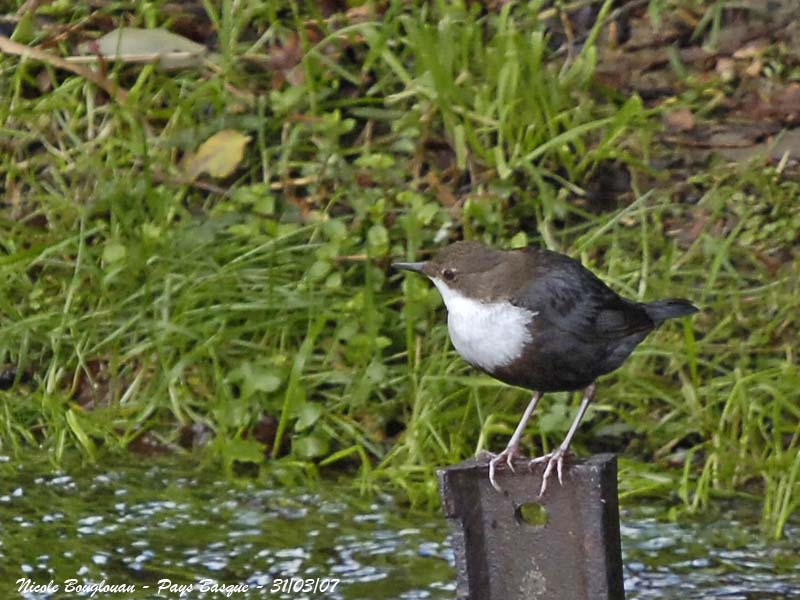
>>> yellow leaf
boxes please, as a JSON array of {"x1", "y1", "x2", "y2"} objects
[{"x1": 183, "y1": 130, "x2": 251, "y2": 180}]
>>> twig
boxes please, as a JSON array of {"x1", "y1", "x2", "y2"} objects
[
  {"x1": 0, "y1": 34, "x2": 129, "y2": 104},
  {"x1": 64, "y1": 51, "x2": 198, "y2": 65}
]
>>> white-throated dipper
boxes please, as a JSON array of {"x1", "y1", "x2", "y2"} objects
[{"x1": 394, "y1": 240, "x2": 698, "y2": 495}]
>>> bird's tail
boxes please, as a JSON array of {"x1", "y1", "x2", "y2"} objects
[{"x1": 644, "y1": 298, "x2": 699, "y2": 324}]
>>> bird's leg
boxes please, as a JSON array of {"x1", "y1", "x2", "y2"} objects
[
  {"x1": 488, "y1": 391, "x2": 543, "y2": 492},
  {"x1": 531, "y1": 382, "x2": 597, "y2": 496}
]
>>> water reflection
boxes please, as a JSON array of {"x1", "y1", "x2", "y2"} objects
[{"x1": 1, "y1": 456, "x2": 797, "y2": 599}]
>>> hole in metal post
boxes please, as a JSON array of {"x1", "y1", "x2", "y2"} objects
[{"x1": 515, "y1": 501, "x2": 548, "y2": 527}]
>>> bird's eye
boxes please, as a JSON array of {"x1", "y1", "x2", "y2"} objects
[{"x1": 442, "y1": 268, "x2": 456, "y2": 281}]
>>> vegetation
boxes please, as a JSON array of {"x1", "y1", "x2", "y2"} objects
[{"x1": 0, "y1": 0, "x2": 797, "y2": 539}]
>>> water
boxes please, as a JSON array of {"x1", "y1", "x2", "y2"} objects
[
  {"x1": 1, "y1": 455, "x2": 797, "y2": 599},
  {"x1": 622, "y1": 509, "x2": 799, "y2": 599}
]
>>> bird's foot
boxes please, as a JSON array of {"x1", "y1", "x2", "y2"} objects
[
  {"x1": 529, "y1": 448, "x2": 574, "y2": 496},
  {"x1": 483, "y1": 444, "x2": 523, "y2": 492}
]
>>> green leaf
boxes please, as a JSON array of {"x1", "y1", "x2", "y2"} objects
[
  {"x1": 224, "y1": 438, "x2": 265, "y2": 465},
  {"x1": 323, "y1": 218, "x2": 348, "y2": 241},
  {"x1": 230, "y1": 362, "x2": 284, "y2": 398},
  {"x1": 102, "y1": 242, "x2": 127, "y2": 265},
  {"x1": 367, "y1": 224, "x2": 389, "y2": 258},
  {"x1": 510, "y1": 231, "x2": 528, "y2": 248},
  {"x1": 354, "y1": 153, "x2": 395, "y2": 169},
  {"x1": 306, "y1": 260, "x2": 332, "y2": 282},
  {"x1": 272, "y1": 315, "x2": 326, "y2": 458},
  {"x1": 65, "y1": 409, "x2": 96, "y2": 458},
  {"x1": 453, "y1": 124, "x2": 467, "y2": 170},
  {"x1": 293, "y1": 433, "x2": 329, "y2": 459},
  {"x1": 294, "y1": 402, "x2": 322, "y2": 432}
]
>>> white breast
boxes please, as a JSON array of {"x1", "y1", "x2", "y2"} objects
[{"x1": 430, "y1": 277, "x2": 536, "y2": 372}]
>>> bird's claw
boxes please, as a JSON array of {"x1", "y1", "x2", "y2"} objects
[
  {"x1": 529, "y1": 448, "x2": 569, "y2": 497},
  {"x1": 528, "y1": 452, "x2": 552, "y2": 465},
  {"x1": 486, "y1": 445, "x2": 521, "y2": 492}
]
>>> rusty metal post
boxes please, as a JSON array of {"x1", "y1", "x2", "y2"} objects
[{"x1": 438, "y1": 453, "x2": 625, "y2": 600}]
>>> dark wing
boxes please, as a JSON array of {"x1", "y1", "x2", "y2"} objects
[{"x1": 509, "y1": 248, "x2": 653, "y2": 341}]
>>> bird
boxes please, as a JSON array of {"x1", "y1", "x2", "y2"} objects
[{"x1": 393, "y1": 240, "x2": 698, "y2": 495}]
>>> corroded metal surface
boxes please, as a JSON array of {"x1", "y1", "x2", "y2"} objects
[{"x1": 438, "y1": 454, "x2": 625, "y2": 600}]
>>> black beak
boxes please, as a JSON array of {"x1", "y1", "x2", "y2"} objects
[{"x1": 392, "y1": 261, "x2": 427, "y2": 274}]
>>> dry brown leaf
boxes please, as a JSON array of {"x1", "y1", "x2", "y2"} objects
[
  {"x1": 732, "y1": 40, "x2": 769, "y2": 60},
  {"x1": 744, "y1": 58, "x2": 763, "y2": 78},
  {"x1": 715, "y1": 57, "x2": 736, "y2": 82},
  {"x1": 664, "y1": 108, "x2": 696, "y2": 132},
  {"x1": 744, "y1": 83, "x2": 800, "y2": 123}
]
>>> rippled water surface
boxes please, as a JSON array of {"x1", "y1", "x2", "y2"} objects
[{"x1": 1, "y1": 455, "x2": 797, "y2": 599}]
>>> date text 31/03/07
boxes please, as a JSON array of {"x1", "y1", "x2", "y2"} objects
[{"x1": 271, "y1": 578, "x2": 341, "y2": 594}]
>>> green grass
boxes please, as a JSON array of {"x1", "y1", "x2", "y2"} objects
[{"x1": 0, "y1": 0, "x2": 797, "y2": 538}]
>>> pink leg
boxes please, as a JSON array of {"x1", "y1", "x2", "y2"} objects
[
  {"x1": 488, "y1": 391, "x2": 543, "y2": 492},
  {"x1": 531, "y1": 382, "x2": 597, "y2": 496}
]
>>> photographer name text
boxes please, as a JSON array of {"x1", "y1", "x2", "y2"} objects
[{"x1": 17, "y1": 576, "x2": 341, "y2": 597}]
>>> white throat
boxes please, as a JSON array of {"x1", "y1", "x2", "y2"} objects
[{"x1": 430, "y1": 277, "x2": 537, "y2": 372}]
